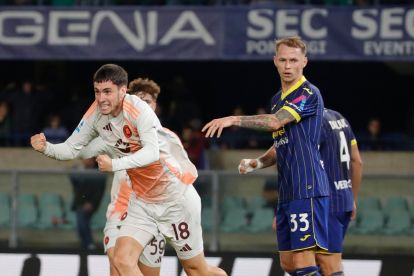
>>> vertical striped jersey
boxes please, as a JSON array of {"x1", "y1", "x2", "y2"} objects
[
  {"x1": 271, "y1": 76, "x2": 329, "y2": 203},
  {"x1": 320, "y1": 109, "x2": 356, "y2": 212}
]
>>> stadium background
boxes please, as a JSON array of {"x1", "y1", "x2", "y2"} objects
[{"x1": 0, "y1": 2, "x2": 414, "y2": 276}]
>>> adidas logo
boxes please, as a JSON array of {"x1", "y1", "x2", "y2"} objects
[
  {"x1": 179, "y1": 244, "x2": 192, "y2": 252},
  {"x1": 154, "y1": 256, "x2": 162, "y2": 264},
  {"x1": 103, "y1": 124, "x2": 112, "y2": 131}
]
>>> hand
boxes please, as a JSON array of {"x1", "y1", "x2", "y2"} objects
[
  {"x1": 83, "y1": 202, "x2": 94, "y2": 212},
  {"x1": 351, "y1": 201, "x2": 357, "y2": 220},
  {"x1": 238, "y1": 159, "x2": 261, "y2": 174},
  {"x1": 272, "y1": 216, "x2": 277, "y2": 232},
  {"x1": 31, "y1": 133, "x2": 47, "y2": 153},
  {"x1": 202, "y1": 116, "x2": 237, "y2": 138},
  {"x1": 96, "y1": 154, "x2": 112, "y2": 172}
]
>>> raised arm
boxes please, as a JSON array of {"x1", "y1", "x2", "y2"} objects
[
  {"x1": 31, "y1": 118, "x2": 98, "y2": 161},
  {"x1": 202, "y1": 109, "x2": 296, "y2": 138}
]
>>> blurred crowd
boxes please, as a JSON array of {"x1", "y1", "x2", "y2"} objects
[
  {"x1": 0, "y1": 78, "x2": 413, "y2": 156},
  {"x1": 0, "y1": 0, "x2": 412, "y2": 6}
]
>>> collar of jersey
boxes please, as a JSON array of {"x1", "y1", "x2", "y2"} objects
[{"x1": 281, "y1": 75, "x2": 307, "y2": 100}]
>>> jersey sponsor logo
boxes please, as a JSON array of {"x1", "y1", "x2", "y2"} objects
[
  {"x1": 123, "y1": 125, "x2": 132, "y2": 138},
  {"x1": 0, "y1": 10, "x2": 215, "y2": 52},
  {"x1": 300, "y1": 234, "x2": 311, "y2": 242},
  {"x1": 274, "y1": 137, "x2": 289, "y2": 148},
  {"x1": 179, "y1": 243, "x2": 192, "y2": 252},
  {"x1": 115, "y1": 139, "x2": 131, "y2": 153},
  {"x1": 328, "y1": 118, "x2": 348, "y2": 130},
  {"x1": 75, "y1": 120, "x2": 84, "y2": 133},
  {"x1": 334, "y1": 179, "x2": 352, "y2": 190},
  {"x1": 272, "y1": 127, "x2": 285, "y2": 139},
  {"x1": 103, "y1": 123, "x2": 112, "y2": 131},
  {"x1": 104, "y1": 236, "x2": 109, "y2": 245}
]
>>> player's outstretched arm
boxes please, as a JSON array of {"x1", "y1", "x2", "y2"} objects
[
  {"x1": 31, "y1": 133, "x2": 47, "y2": 153},
  {"x1": 202, "y1": 109, "x2": 296, "y2": 138},
  {"x1": 202, "y1": 116, "x2": 238, "y2": 138},
  {"x1": 238, "y1": 145, "x2": 276, "y2": 174},
  {"x1": 31, "y1": 118, "x2": 98, "y2": 161}
]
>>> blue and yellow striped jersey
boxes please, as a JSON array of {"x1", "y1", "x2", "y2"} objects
[
  {"x1": 271, "y1": 76, "x2": 329, "y2": 203},
  {"x1": 320, "y1": 109, "x2": 356, "y2": 213}
]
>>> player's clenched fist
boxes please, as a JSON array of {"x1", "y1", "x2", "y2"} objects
[
  {"x1": 96, "y1": 154, "x2": 112, "y2": 172},
  {"x1": 31, "y1": 133, "x2": 47, "y2": 153},
  {"x1": 238, "y1": 158, "x2": 263, "y2": 174}
]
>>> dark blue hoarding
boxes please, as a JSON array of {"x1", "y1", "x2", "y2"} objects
[{"x1": 0, "y1": 5, "x2": 413, "y2": 61}]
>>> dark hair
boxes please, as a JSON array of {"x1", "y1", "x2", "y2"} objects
[
  {"x1": 128, "y1": 78, "x2": 161, "y2": 99},
  {"x1": 93, "y1": 64, "x2": 128, "y2": 87}
]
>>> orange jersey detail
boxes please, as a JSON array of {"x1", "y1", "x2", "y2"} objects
[
  {"x1": 110, "y1": 177, "x2": 132, "y2": 219},
  {"x1": 127, "y1": 160, "x2": 170, "y2": 202},
  {"x1": 84, "y1": 101, "x2": 98, "y2": 119},
  {"x1": 123, "y1": 100, "x2": 140, "y2": 120},
  {"x1": 162, "y1": 157, "x2": 196, "y2": 185}
]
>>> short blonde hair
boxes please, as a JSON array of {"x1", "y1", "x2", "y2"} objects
[
  {"x1": 128, "y1": 78, "x2": 160, "y2": 99},
  {"x1": 275, "y1": 36, "x2": 307, "y2": 56}
]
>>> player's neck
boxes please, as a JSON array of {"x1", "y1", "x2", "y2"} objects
[
  {"x1": 110, "y1": 97, "x2": 125, "y2": 117},
  {"x1": 281, "y1": 76, "x2": 303, "y2": 93}
]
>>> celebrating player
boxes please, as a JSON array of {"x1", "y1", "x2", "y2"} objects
[{"x1": 31, "y1": 65, "x2": 225, "y2": 276}]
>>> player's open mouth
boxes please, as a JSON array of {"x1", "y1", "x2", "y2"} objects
[{"x1": 100, "y1": 104, "x2": 110, "y2": 111}]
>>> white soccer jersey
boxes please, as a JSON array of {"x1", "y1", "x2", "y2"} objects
[{"x1": 45, "y1": 94, "x2": 197, "y2": 203}]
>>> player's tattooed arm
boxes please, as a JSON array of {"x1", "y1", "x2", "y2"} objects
[
  {"x1": 202, "y1": 108, "x2": 296, "y2": 138},
  {"x1": 237, "y1": 109, "x2": 296, "y2": 131}
]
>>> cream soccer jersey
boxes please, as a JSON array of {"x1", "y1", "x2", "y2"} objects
[{"x1": 44, "y1": 94, "x2": 197, "y2": 203}]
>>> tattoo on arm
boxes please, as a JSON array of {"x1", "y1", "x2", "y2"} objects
[
  {"x1": 238, "y1": 109, "x2": 295, "y2": 131},
  {"x1": 239, "y1": 114, "x2": 280, "y2": 131},
  {"x1": 274, "y1": 109, "x2": 296, "y2": 125}
]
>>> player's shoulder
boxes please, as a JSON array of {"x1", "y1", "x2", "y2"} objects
[
  {"x1": 160, "y1": 127, "x2": 182, "y2": 143},
  {"x1": 122, "y1": 94, "x2": 154, "y2": 119},
  {"x1": 324, "y1": 108, "x2": 345, "y2": 121},
  {"x1": 272, "y1": 90, "x2": 282, "y2": 101},
  {"x1": 301, "y1": 79, "x2": 321, "y2": 96},
  {"x1": 123, "y1": 94, "x2": 143, "y2": 106}
]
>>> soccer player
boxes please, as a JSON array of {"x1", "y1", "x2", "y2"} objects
[
  {"x1": 239, "y1": 109, "x2": 363, "y2": 276},
  {"x1": 128, "y1": 77, "x2": 226, "y2": 276},
  {"x1": 31, "y1": 65, "x2": 225, "y2": 276},
  {"x1": 202, "y1": 36, "x2": 329, "y2": 276},
  {"x1": 76, "y1": 77, "x2": 226, "y2": 276},
  {"x1": 315, "y1": 108, "x2": 363, "y2": 276}
]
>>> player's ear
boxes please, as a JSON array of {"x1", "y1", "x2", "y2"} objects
[
  {"x1": 120, "y1": 85, "x2": 127, "y2": 97},
  {"x1": 303, "y1": 56, "x2": 308, "y2": 68}
]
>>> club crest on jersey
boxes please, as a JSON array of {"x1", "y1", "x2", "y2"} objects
[{"x1": 123, "y1": 125, "x2": 132, "y2": 138}]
